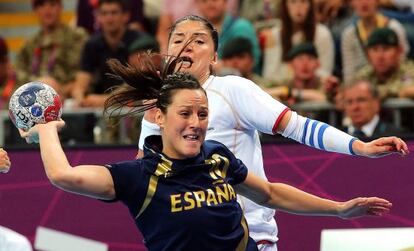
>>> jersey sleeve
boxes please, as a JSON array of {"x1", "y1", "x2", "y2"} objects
[
  {"x1": 105, "y1": 160, "x2": 148, "y2": 213},
  {"x1": 226, "y1": 76, "x2": 289, "y2": 134},
  {"x1": 138, "y1": 117, "x2": 161, "y2": 150}
]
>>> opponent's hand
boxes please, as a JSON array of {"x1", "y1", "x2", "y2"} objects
[
  {"x1": 0, "y1": 148, "x2": 11, "y2": 173},
  {"x1": 338, "y1": 197, "x2": 392, "y2": 219},
  {"x1": 19, "y1": 120, "x2": 66, "y2": 144},
  {"x1": 353, "y1": 136, "x2": 409, "y2": 158}
]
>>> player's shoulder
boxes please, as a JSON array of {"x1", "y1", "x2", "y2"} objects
[
  {"x1": 210, "y1": 75, "x2": 258, "y2": 91},
  {"x1": 203, "y1": 140, "x2": 234, "y2": 159}
]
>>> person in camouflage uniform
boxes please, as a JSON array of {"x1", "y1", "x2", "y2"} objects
[
  {"x1": 355, "y1": 27, "x2": 414, "y2": 100},
  {"x1": 15, "y1": 0, "x2": 87, "y2": 99}
]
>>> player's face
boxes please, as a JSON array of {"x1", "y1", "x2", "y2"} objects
[
  {"x1": 343, "y1": 83, "x2": 379, "y2": 128},
  {"x1": 35, "y1": 1, "x2": 62, "y2": 29},
  {"x1": 168, "y1": 20, "x2": 217, "y2": 83},
  {"x1": 287, "y1": 0, "x2": 310, "y2": 24},
  {"x1": 157, "y1": 89, "x2": 209, "y2": 159}
]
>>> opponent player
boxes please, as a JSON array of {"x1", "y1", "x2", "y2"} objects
[{"x1": 136, "y1": 15, "x2": 408, "y2": 250}]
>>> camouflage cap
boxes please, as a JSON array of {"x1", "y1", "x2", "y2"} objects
[
  {"x1": 287, "y1": 42, "x2": 318, "y2": 60},
  {"x1": 366, "y1": 27, "x2": 399, "y2": 47},
  {"x1": 128, "y1": 36, "x2": 160, "y2": 55}
]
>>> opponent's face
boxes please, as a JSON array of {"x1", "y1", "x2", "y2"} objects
[
  {"x1": 343, "y1": 82, "x2": 379, "y2": 128},
  {"x1": 287, "y1": 0, "x2": 310, "y2": 24},
  {"x1": 367, "y1": 45, "x2": 401, "y2": 76},
  {"x1": 35, "y1": 1, "x2": 62, "y2": 29},
  {"x1": 168, "y1": 20, "x2": 218, "y2": 83},
  {"x1": 97, "y1": 3, "x2": 129, "y2": 35},
  {"x1": 157, "y1": 89, "x2": 209, "y2": 159}
]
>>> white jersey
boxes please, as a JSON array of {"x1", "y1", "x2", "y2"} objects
[{"x1": 138, "y1": 75, "x2": 289, "y2": 243}]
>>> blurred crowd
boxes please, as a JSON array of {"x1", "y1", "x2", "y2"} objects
[{"x1": 1, "y1": 0, "x2": 414, "y2": 145}]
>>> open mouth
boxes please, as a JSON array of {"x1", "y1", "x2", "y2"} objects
[
  {"x1": 183, "y1": 134, "x2": 200, "y2": 141},
  {"x1": 177, "y1": 56, "x2": 194, "y2": 68}
]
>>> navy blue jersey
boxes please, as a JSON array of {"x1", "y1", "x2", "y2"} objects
[{"x1": 105, "y1": 135, "x2": 258, "y2": 251}]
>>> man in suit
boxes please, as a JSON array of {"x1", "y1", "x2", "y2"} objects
[{"x1": 342, "y1": 79, "x2": 405, "y2": 141}]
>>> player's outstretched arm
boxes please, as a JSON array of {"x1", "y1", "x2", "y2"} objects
[
  {"x1": 276, "y1": 110, "x2": 409, "y2": 158},
  {"x1": 19, "y1": 121, "x2": 116, "y2": 200},
  {"x1": 235, "y1": 172, "x2": 392, "y2": 219}
]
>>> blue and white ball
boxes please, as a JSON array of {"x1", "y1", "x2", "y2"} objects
[{"x1": 9, "y1": 82, "x2": 62, "y2": 131}]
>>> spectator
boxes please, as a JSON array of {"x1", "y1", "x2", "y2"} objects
[
  {"x1": 265, "y1": 42, "x2": 338, "y2": 104},
  {"x1": 342, "y1": 79, "x2": 406, "y2": 141},
  {"x1": 0, "y1": 37, "x2": 16, "y2": 109},
  {"x1": 128, "y1": 35, "x2": 160, "y2": 66},
  {"x1": 15, "y1": 0, "x2": 88, "y2": 100},
  {"x1": 195, "y1": 0, "x2": 261, "y2": 72},
  {"x1": 355, "y1": 27, "x2": 414, "y2": 99},
  {"x1": 71, "y1": 0, "x2": 150, "y2": 108},
  {"x1": 76, "y1": 0, "x2": 149, "y2": 34},
  {"x1": 220, "y1": 37, "x2": 272, "y2": 87},
  {"x1": 341, "y1": 0, "x2": 409, "y2": 84},
  {"x1": 262, "y1": 0, "x2": 334, "y2": 83}
]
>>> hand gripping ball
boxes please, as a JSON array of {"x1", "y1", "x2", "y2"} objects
[{"x1": 8, "y1": 82, "x2": 62, "y2": 131}]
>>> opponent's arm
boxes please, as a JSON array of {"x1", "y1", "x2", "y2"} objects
[
  {"x1": 276, "y1": 110, "x2": 408, "y2": 157},
  {"x1": 20, "y1": 121, "x2": 115, "y2": 200},
  {"x1": 235, "y1": 172, "x2": 392, "y2": 218}
]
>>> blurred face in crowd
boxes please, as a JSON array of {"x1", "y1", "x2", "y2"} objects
[
  {"x1": 290, "y1": 54, "x2": 319, "y2": 82},
  {"x1": 34, "y1": 1, "x2": 62, "y2": 30},
  {"x1": 351, "y1": 0, "x2": 378, "y2": 19},
  {"x1": 157, "y1": 89, "x2": 209, "y2": 159},
  {"x1": 97, "y1": 2, "x2": 130, "y2": 35},
  {"x1": 343, "y1": 81, "x2": 380, "y2": 128},
  {"x1": 196, "y1": 0, "x2": 227, "y2": 23},
  {"x1": 287, "y1": 0, "x2": 311, "y2": 24},
  {"x1": 367, "y1": 45, "x2": 402, "y2": 77},
  {"x1": 168, "y1": 20, "x2": 218, "y2": 83},
  {"x1": 222, "y1": 53, "x2": 254, "y2": 78}
]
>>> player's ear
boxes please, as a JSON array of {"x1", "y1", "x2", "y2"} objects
[{"x1": 155, "y1": 108, "x2": 165, "y2": 129}]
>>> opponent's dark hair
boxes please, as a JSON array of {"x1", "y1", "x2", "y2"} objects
[
  {"x1": 168, "y1": 15, "x2": 219, "y2": 52},
  {"x1": 104, "y1": 49, "x2": 206, "y2": 118}
]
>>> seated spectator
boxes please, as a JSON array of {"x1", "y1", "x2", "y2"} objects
[
  {"x1": 341, "y1": 0, "x2": 409, "y2": 84},
  {"x1": 195, "y1": 0, "x2": 261, "y2": 72},
  {"x1": 342, "y1": 79, "x2": 406, "y2": 141},
  {"x1": 71, "y1": 0, "x2": 150, "y2": 108},
  {"x1": 264, "y1": 42, "x2": 339, "y2": 105},
  {"x1": 15, "y1": 0, "x2": 88, "y2": 100},
  {"x1": 355, "y1": 27, "x2": 414, "y2": 100},
  {"x1": 0, "y1": 37, "x2": 16, "y2": 109},
  {"x1": 261, "y1": 0, "x2": 334, "y2": 82},
  {"x1": 380, "y1": 0, "x2": 414, "y2": 12},
  {"x1": 219, "y1": 37, "x2": 272, "y2": 87}
]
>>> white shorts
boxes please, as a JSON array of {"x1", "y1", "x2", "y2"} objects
[{"x1": 257, "y1": 242, "x2": 278, "y2": 251}]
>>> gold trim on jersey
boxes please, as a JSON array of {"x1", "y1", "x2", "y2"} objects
[
  {"x1": 206, "y1": 154, "x2": 230, "y2": 180},
  {"x1": 135, "y1": 156, "x2": 173, "y2": 218},
  {"x1": 236, "y1": 216, "x2": 249, "y2": 251}
]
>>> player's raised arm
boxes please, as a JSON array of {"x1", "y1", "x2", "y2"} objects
[{"x1": 19, "y1": 120, "x2": 116, "y2": 200}]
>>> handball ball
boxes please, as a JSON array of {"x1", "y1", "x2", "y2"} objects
[{"x1": 8, "y1": 81, "x2": 62, "y2": 131}]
